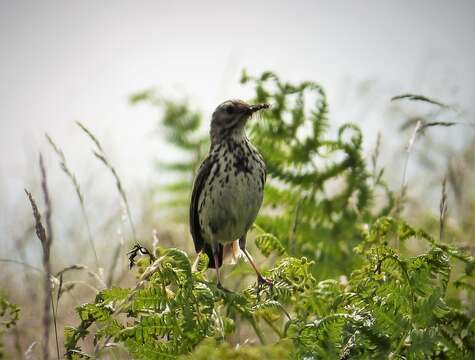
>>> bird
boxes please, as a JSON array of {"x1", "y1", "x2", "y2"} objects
[{"x1": 189, "y1": 99, "x2": 271, "y2": 289}]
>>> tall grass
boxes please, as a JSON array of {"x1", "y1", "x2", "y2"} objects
[
  {"x1": 24, "y1": 184, "x2": 55, "y2": 360},
  {"x1": 76, "y1": 122, "x2": 137, "y2": 244},
  {"x1": 76, "y1": 122, "x2": 144, "y2": 285},
  {"x1": 45, "y1": 134, "x2": 100, "y2": 270}
]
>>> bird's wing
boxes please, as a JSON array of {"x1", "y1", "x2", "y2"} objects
[
  {"x1": 190, "y1": 156, "x2": 213, "y2": 253},
  {"x1": 240, "y1": 154, "x2": 267, "y2": 251},
  {"x1": 189, "y1": 156, "x2": 223, "y2": 268}
]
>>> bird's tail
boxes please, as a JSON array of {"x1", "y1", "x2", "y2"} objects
[
  {"x1": 191, "y1": 241, "x2": 242, "y2": 272},
  {"x1": 192, "y1": 243, "x2": 223, "y2": 270}
]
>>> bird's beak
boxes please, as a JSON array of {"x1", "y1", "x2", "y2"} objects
[{"x1": 248, "y1": 103, "x2": 270, "y2": 114}]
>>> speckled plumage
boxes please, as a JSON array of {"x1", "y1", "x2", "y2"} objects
[
  {"x1": 198, "y1": 136, "x2": 265, "y2": 247},
  {"x1": 190, "y1": 100, "x2": 270, "y2": 287}
]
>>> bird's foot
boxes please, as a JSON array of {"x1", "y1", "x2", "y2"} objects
[{"x1": 257, "y1": 275, "x2": 273, "y2": 288}]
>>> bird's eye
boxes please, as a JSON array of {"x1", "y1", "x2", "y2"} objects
[{"x1": 225, "y1": 105, "x2": 234, "y2": 114}]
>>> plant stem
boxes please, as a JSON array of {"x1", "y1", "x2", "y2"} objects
[
  {"x1": 50, "y1": 295, "x2": 60, "y2": 360},
  {"x1": 263, "y1": 316, "x2": 283, "y2": 338},
  {"x1": 250, "y1": 317, "x2": 266, "y2": 345}
]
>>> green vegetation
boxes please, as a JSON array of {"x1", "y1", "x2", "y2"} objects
[
  {"x1": 63, "y1": 217, "x2": 475, "y2": 359},
  {"x1": 0, "y1": 294, "x2": 20, "y2": 359},
  {"x1": 1, "y1": 71, "x2": 474, "y2": 359},
  {"x1": 62, "y1": 72, "x2": 474, "y2": 358}
]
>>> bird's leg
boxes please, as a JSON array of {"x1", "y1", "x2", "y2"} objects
[
  {"x1": 214, "y1": 254, "x2": 223, "y2": 287},
  {"x1": 242, "y1": 249, "x2": 273, "y2": 286},
  {"x1": 212, "y1": 243, "x2": 229, "y2": 291},
  {"x1": 239, "y1": 235, "x2": 273, "y2": 287}
]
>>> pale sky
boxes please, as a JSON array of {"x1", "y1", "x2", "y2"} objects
[{"x1": 1, "y1": 0, "x2": 474, "y2": 254}]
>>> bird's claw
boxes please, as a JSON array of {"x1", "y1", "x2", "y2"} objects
[{"x1": 257, "y1": 275, "x2": 273, "y2": 288}]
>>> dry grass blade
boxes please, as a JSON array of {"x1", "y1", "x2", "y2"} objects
[
  {"x1": 13, "y1": 224, "x2": 36, "y2": 294},
  {"x1": 371, "y1": 132, "x2": 384, "y2": 184},
  {"x1": 106, "y1": 243, "x2": 122, "y2": 287},
  {"x1": 394, "y1": 120, "x2": 422, "y2": 218},
  {"x1": 55, "y1": 264, "x2": 106, "y2": 288},
  {"x1": 38, "y1": 155, "x2": 61, "y2": 360},
  {"x1": 447, "y1": 159, "x2": 463, "y2": 206},
  {"x1": 45, "y1": 134, "x2": 100, "y2": 269},
  {"x1": 56, "y1": 273, "x2": 63, "y2": 307},
  {"x1": 439, "y1": 177, "x2": 448, "y2": 242},
  {"x1": 24, "y1": 341, "x2": 38, "y2": 360},
  {"x1": 393, "y1": 92, "x2": 468, "y2": 220},
  {"x1": 76, "y1": 121, "x2": 103, "y2": 151},
  {"x1": 288, "y1": 199, "x2": 302, "y2": 256},
  {"x1": 420, "y1": 121, "x2": 457, "y2": 131},
  {"x1": 400, "y1": 118, "x2": 474, "y2": 133},
  {"x1": 391, "y1": 94, "x2": 449, "y2": 108},
  {"x1": 0, "y1": 258, "x2": 44, "y2": 273},
  {"x1": 24, "y1": 188, "x2": 54, "y2": 360},
  {"x1": 403, "y1": 119, "x2": 422, "y2": 188},
  {"x1": 76, "y1": 122, "x2": 137, "y2": 243},
  {"x1": 55, "y1": 264, "x2": 87, "y2": 276},
  {"x1": 399, "y1": 116, "x2": 426, "y2": 132},
  {"x1": 39, "y1": 155, "x2": 53, "y2": 251},
  {"x1": 93, "y1": 152, "x2": 128, "y2": 209},
  {"x1": 25, "y1": 190, "x2": 47, "y2": 251},
  {"x1": 371, "y1": 132, "x2": 381, "y2": 172}
]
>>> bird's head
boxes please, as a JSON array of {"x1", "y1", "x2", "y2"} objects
[{"x1": 210, "y1": 99, "x2": 269, "y2": 143}]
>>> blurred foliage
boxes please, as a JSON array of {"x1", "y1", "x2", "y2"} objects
[
  {"x1": 179, "y1": 338, "x2": 293, "y2": 359},
  {"x1": 390, "y1": 93, "x2": 475, "y2": 306},
  {"x1": 130, "y1": 92, "x2": 208, "y2": 220},
  {"x1": 58, "y1": 71, "x2": 475, "y2": 359},
  {"x1": 395, "y1": 105, "x2": 475, "y2": 250},
  {"x1": 0, "y1": 294, "x2": 19, "y2": 359},
  {"x1": 241, "y1": 71, "x2": 394, "y2": 278}
]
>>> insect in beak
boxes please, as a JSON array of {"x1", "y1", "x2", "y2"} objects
[{"x1": 248, "y1": 103, "x2": 270, "y2": 114}]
